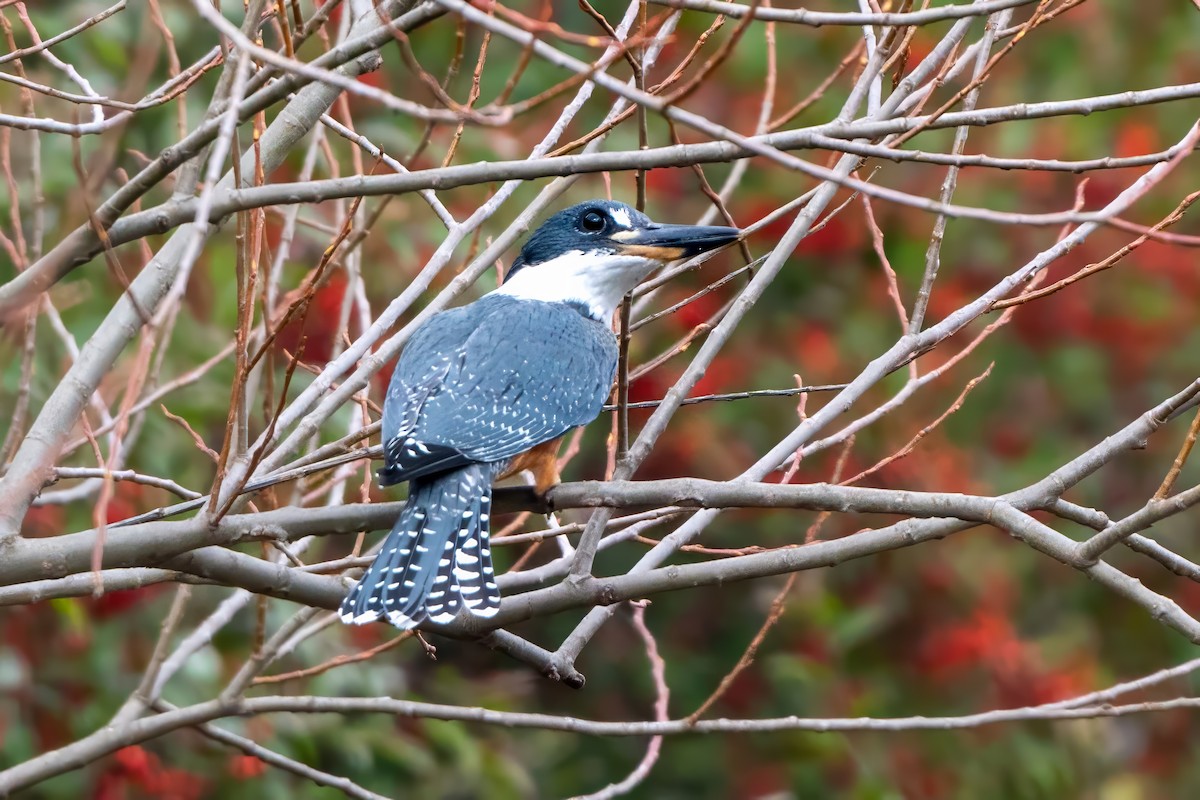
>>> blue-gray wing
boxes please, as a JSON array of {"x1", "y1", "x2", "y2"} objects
[{"x1": 379, "y1": 295, "x2": 617, "y2": 484}]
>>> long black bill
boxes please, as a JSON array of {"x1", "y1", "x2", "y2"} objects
[{"x1": 615, "y1": 223, "x2": 741, "y2": 260}]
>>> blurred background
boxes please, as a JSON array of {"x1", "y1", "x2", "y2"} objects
[{"x1": 4, "y1": 1, "x2": 1200, "y2": 797}]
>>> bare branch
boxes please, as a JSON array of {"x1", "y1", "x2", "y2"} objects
[{"x1": 649, "y1": 0, "x2": 1039, "y2": 26}]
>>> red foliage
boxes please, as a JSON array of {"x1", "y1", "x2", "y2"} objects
[
  {"x1": 988, "y1": 424, "x2": 1032, "y2": 462},
  {"x1": 19, "y1": 504, "x2": 64, "y2": 538},
  {"x1": 373, "y1": 350, "x2": 400, "y2": 397},
  {"x1": 638, "y1": 414, "x2": 704, "y2": 477},
  {"x1": 735, "y1": 196, "x2": 867, "y2": 258},
  {"x1": 916, "y1": 602, "x2": 1091, "y2": 708},
  {"x1": 891, "y1": 744, "x2": 955, "y2": 800},
  {"x1": 916, "y1": 561, "x2": 958, "y2": 597},
  {"x1": 95, "y1": 746, "x2": 207, "y2": 800},
  {"x1": 85, "y1": 585, "x2": 164, "y2": 620},
  {"x1": 873, "y1": 431, "x2": 980, "y2": 495},
  {"x1": 627, "y1": 372, "x2": 666, "y2": 405},
  {"x1": 113, "y1": 745, "x2": 156, "y2": 783},
  {"x1": 726, "y1": 740, "x2": 789, "y2": 799},
  {"x1": 1095, "y1": 317, "x2": 1167, "y2": 383},
  {"x1": 787, "y1": 628, "x2": 831, "y2": 665},
  {"x1": 1011, "y1": 280, "x2": 1096, "y2": 345},
  {"x1": 275, "y1": 272, "x2": 349, "y2": 364},
  {"x1": 789, "y1": 324, "x2": 839, "y2": 379},
  {"x1": 1139, "y1": 240, "x2": 1200, "y2": 300},
  {"x1": 796, "y1": 213, "x2": 863, "y2": 258},
  {"x1": 1135, "y1": 710, "x2": 1193, "y2": 776},
  {"x1": 904, "y1": 33, "x2": 935, "y2": 74},
  {"x1": 312, "y1": 0, "x2": 344, "y2": 27},
  {"x1": 739, "y1": 199, "x2": 793, "y2": 244},
  {"x1": 690, "y1": 353, "x2": 749, "y2": 397},
  {"x1": 643, "y1": 166, "x2": 687, "y2": 201},
  {"x1": 712, "y1": 663, "x2": 765, "y2": 717},
  {"x1": 1114, "y1": 119, "x2": 1161, "y2": 159},
  {"x1": 105, "y1": 483, "x2": 143, "y2": 525},
  {"x1": 227, "y1": 754, "x2": 267, "y2": 780},
  {"x1": 1001, "y1": 659, "x2": 1093, "y2": 708},
  {"x1": 1175, "y1": 576, "x2": 1200, "y2": 615},
  {"x1": 263, "y1": 216, "x2": 284, "y2": 257},
  {"x1": 923, "y1": 276, "x2": 976, "y2": 328},
  {"x1": 670, "y1": 288, "x2": 725, "y2": 332},
  {"x1": 345, "y1": 618, "x2": 389, "y2": 649},
  {"x1": 918, "y1": 608, "x2": 1022, "y2": 675}
]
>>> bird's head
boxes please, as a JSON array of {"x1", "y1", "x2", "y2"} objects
[{"x1": 496, "y1": 200, "x2": 741, "y2": 322}]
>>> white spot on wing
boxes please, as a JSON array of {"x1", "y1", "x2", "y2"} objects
[{"x1": 471, "y1": 603, "x2": 499, "y2": 619}]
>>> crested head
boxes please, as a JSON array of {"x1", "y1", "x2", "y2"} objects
[
  {"x1": 508, "y1": 200, "x2": 652, "y2": 273},
  {"x1": 494, "y1": 200, "x2": 741, "y2": 322}
]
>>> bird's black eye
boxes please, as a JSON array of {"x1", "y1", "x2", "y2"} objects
[{"x1": 580, "y1": 210, "x2": 607, "y2": 232}]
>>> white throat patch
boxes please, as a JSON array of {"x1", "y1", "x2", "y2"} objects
[{"x1": 492, "y1": 250, "x2": 659, "y2": 321}]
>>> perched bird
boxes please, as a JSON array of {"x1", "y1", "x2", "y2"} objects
[{"x1": 339, "y1": 200, "x2": 740, "y2": 629}]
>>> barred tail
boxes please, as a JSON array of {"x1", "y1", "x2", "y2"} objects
[{"x1": 339, "y1": 463, "x2": 500, "y2": 629}]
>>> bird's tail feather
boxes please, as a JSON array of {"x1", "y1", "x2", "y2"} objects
[{"x1": 339, "y1": 463, "x2": 500, "y2": 629}]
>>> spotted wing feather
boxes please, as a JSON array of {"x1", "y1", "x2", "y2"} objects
[
  {"x1": 340, "y1": 464, "x2": 496, "y2": 629},
  {"x1": 398, "y1": 295, "x2": 618, "y2": 470},
  {"x1": 451, "y1": 484, "x2": 499, "y2": 618},
  {"x1": 349, "y1": 295, "x2": 617, "y2": 628}
]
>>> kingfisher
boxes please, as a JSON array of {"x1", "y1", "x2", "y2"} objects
[{"x1": 339, "y1": 200, "x2": 740, "y2": 629}]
